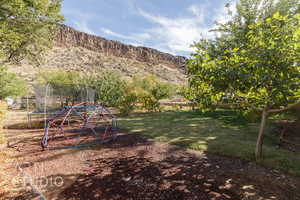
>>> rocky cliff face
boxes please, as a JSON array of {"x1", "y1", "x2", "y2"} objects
[
  {"x1": 8, "y1": 24, "x2": 187, "y2": 85},
  {"x1": 56, "y1": 24, "x2": 186, "y2": 68}
]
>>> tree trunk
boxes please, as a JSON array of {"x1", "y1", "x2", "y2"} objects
[{"x1": 255, "y1": 108, "x2": 268, "y2": 161}]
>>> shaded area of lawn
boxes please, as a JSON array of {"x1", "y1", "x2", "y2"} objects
[{"x1": 118, "y1": 110, "x2": 300, "y2": 174}]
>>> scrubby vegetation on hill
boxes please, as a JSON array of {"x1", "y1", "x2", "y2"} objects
[{"x1": 7, "y1": 46, "x2": 187, "y2": 86}]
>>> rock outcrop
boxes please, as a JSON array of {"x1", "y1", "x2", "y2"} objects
[
  {"x1": 7, "y1": 24, "x2": 188, "y2": 86},
  {"x1": 56, "y1": 24, "x2": 186, "y2": 68}
]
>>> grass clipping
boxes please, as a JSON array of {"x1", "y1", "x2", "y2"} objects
[{"x1": 0, "y1": 101, "x2": 7, "y2": 144}]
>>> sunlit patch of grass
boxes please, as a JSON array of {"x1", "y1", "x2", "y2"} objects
[
  {"x1": 118, "y1": 110, "x2": 300, "y2": 174},
  {"x1": 190, "y1": 141, "x2": 208, "y2": 151}
]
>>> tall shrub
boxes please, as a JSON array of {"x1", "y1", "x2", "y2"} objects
[
  {"x1": 117, "y1": 82, "x2": 139, "y2": 115},
  {"x1": 133, "y1": 75, "x2": 175, "y2": 112},
  {"x1": 0, "y1": 66, "x2": 27, "y2": 99},
  {"x1": 0, "y1": 67, "x2": 26, "y2": 143}
]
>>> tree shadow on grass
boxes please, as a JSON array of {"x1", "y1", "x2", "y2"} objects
[
  {"x1": 117, "y1": 111, "x2": 300, "y2": 174},
  {"x1": 196, "y1": 110, "x2": 249, "y2": 126}
]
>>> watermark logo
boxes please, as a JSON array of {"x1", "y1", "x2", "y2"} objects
[{"x1": 12, "y1": 175, "x2": 64, "y2": 189}]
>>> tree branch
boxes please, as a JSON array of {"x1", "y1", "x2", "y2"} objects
[
  {"x1": 217, "y1": 102, "x2": 262, "y2": 112},
  {"x1": 268, "y1": 101, "x2": 300, "y2": 114}
]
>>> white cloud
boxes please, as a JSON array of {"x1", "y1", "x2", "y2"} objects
[
  {"x1": 101, "y1": 28, "x2": 136, "y2": 40},
  {"x1": 128, "y1": 42, "x2": 143, "y2": 47},
  {"x1": 214, "y1": 1, "x2": 237, "y2": 25},
  {"x1": 133, "y1": 2, "x2": 239, "y2": 55},
  {"x1": 73, "y1": 1, "x2": 238, "y2": 56},
  {"x1": 187, "y1": 4, "x2": 205, "y2": 23},
  {"x1": 73, "y1": 20, "x2": 95, "y2": 35},
  {"x1": 63, "y1": 8, "x2": 97, "y2": 35},
  {"x1": 134, "y1": 32, "x2": 151, "y2": 40},
  {"x1": 136, "y1": 7, "x2": 213, "y2": 54},
  {"x1": 100, "y1": 28, "x2": 151, "y2": 46}
]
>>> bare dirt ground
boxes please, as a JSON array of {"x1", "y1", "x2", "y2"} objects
[
  {"x1": 1, "y1": 128, "x2": 300, "y2": 200},
  {"x1": 272, "y1": 120, "x2": 300, "y2": 153}
]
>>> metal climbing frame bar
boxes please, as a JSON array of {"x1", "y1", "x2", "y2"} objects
[{"x1": 41, "y1": 102, "x2": 117, "y2": 149}]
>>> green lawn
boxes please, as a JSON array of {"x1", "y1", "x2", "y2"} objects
[{"x1": 118, "y1": 110, "x2": 300, "y2": 174}]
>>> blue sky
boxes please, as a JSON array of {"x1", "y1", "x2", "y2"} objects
[{"x1": 61, "y1": 0, "x2": 236, "y2": 56}]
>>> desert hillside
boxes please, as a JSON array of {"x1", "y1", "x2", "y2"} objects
[{"x1": 7, "y1": 25, "x2": 187, "y2": 85}]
